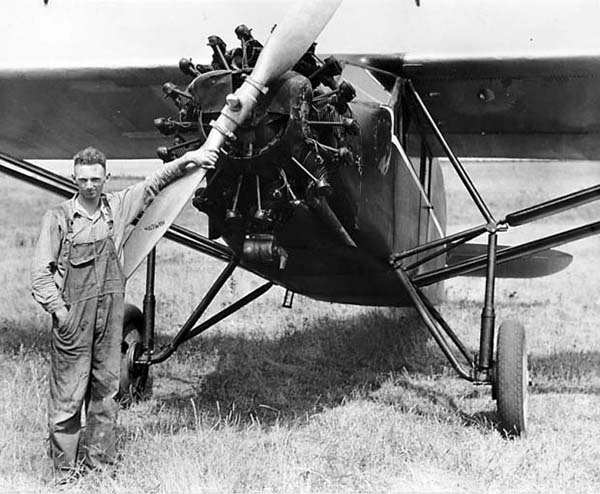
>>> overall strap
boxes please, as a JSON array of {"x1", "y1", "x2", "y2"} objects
[
  {"x1": 59, "y1": 202, "x2": 75, "y2": 240},
  {"x1": 100, "y1": 195, "x2": 115, "y2": 237},
  {"x1": 58, "y1": 202, "x2": 74, "y2": 263}
]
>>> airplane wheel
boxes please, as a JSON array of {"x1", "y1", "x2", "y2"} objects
[
  {"x1": 494, "y1": 320, "x2": 528, "y2": 438},
  {"x1": 118, "y1": 304, "x2": 152, "y2": 406}
]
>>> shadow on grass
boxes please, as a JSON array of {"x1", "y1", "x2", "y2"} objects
[
  {"x1": 4, "y1": 313, "x2": 598, "y2": 437},
  {"x1": 145, "y1": 308, "x2": 600, "y2": 433},
  {"x1": 152, "y1": 309, "x2": 492, "y2": 430},
  {"x1": 529, "y1": 351, "x2": 600, "y2": 395}
]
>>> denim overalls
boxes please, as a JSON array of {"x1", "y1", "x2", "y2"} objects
[{"x1": 48, "y1": 198, "x2": 125, "y2": 472}]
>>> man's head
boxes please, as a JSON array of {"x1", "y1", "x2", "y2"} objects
[{"x1": 72, "y1": 147, "x2": 110, "y2": 202}]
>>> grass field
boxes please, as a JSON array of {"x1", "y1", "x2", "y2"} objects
[{"x1": 0, "y1": 160, "x2": 599, "y2": 493}]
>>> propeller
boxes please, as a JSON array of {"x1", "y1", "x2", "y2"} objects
[
  {"x1": 203, "y1": 0, "x2": 343, "y2": 151},
  {"x1": 122, "y1": 0, "x2": 343, "y2": 277}
]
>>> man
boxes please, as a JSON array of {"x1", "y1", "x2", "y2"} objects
[{"x1": 31, "y1": 145, "x2": 218, "y2": 482}]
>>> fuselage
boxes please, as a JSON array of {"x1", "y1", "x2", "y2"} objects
[
  {"x1": 179, "y1": 65, "x2": 446, "y2": 306},
  {"x1": 231, "y1": 137, "x2": 448, "y2": 306}
]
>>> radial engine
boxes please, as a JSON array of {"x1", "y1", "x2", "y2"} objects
[{"x1": 154, "y1": 25, "x2": 392, "y2": 270}]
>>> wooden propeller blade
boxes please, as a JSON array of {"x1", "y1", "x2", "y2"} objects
[
  {"x1": 250, "y1": 0, "x2": 343, "y2": 87},
  {"x1": 122, "y1": 166, "x2": 207, "y2": 278},
  {"x1": 122, "y1": 0, "x2": 342, "y2": 277}
]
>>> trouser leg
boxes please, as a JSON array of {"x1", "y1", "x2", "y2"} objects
[
  {"x1": 48, "y1": 299, "x2": 95, "y2": 472},
  {"x1": 84, "y1": 292, "x2": 124, "y2": 469}
]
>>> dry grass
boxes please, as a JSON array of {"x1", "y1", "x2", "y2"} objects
[{"x1": 0, "y1": 161, "x2": 599, "y2": 493}]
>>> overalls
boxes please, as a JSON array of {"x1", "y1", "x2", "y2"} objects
[{"x1": 48, "y1": 199, "x2": 125, "y2": 472}]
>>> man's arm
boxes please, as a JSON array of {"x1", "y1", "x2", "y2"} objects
[
  {"x1": 113, "y1": 147, "x2": 219, "y2": 226},
  {"x1": 31, "y1": 209, "x2": 67, "y2": 317}
]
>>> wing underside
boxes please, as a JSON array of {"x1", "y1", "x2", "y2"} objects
[
  {"x1": 0, "y1": 66, "x2": 183, "y2": 159},
  {"x1": 3, "y1": 54, "x2": 600, "y2": 160},
  {"x1": 351, "y1": 53, "x2": 600, "y2": 160}
]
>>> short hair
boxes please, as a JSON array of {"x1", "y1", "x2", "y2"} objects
[{"x1": 73, "y1": 147, "x2": 106, "y2": 169}]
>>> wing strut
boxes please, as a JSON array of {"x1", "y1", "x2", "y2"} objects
[
  {"x1": 386, "y1": 78, "x2": 600, "y2": 437},
  {"x1": 406, "y1": 80, "x2": 495, "y2": 224}
]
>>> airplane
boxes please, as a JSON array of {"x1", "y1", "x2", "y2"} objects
[{"x1": 2, "y1": 0, "x2": 600, "y2": 439}]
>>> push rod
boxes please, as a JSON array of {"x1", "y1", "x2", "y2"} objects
[
  {"x1": 151, "y1": 259, "x2": 238, "y2": 364},
  {"x1": 406, "y1": 80, "x2": 495, "y2": 224},
  {"x1": 291, "y1": 156, "x2": 319, "y2": 183},
  {"x1": 505, "y1": 183, "x2": 600, "y2": 227},
  {"x1": 306, "y1": 120, "x2": 353, "y2": 128},
  {"x1": 312, "y1": 196, "x2": 357, "y2": 247},
  {"x1": 414, "y1": 220, "x2": 600, "y2": 286}
]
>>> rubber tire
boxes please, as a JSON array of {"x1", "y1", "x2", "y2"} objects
[
  {"x1": 495, "y1": 320, "x2": 528, "y2": 438},
  {"x1": 117, "y1": 304, "x2": 152, "y2": 406}
]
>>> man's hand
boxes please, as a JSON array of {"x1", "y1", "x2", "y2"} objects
[
  {"x1": 183, "y1": 147, "x2": 219, "y2": 170},
  {"x1": 54, "y1": 307, "x2": 70, "y2": 329}
]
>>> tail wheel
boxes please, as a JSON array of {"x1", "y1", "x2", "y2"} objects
[
  {"x1": 494, "y1": 320, "x2": 528, "y2": 438},
  {"x1": 118, "y1": 304, "x2": 152, "y2": 406}
]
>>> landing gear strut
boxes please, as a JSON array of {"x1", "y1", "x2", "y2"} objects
[
  {"x1": 117, "y1": 250, "x2": 273, "y2": 405},
  {"x1": 390, "y1": 76, "x2": 600, "y2": 437},
  {"x1": 387, "y1": 79, "x2": 599, "y2": 438}
]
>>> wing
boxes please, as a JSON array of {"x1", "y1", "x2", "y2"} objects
[
  {"x1": 351, "y1": 53, "x2": 600, "y2": 160},
  {"x1": 6, "y1": 54, "x2": 600, "y2": 161},
  {"x1": 0, "y1": 66, "x2": 184, "y2": 159}
]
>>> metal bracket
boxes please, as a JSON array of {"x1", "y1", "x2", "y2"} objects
[{"x1": 283, "y1": 289, "x2": 295, "y2": 309}]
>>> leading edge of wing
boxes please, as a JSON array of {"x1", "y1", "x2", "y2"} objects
[{"x1": 342, "y1": 51, "x2": 600, "y2": 81}]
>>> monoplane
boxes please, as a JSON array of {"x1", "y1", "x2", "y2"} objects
[{"x1": 2, "y1": 0, "x2": 600, "y2": 438}]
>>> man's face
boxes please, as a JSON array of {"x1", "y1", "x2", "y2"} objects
[{"x1": 73, "y1": 163, "x2": 109, "y2": 202}]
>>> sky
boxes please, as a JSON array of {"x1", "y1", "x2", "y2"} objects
[{"x1": 2, "y1": 0, "x2": 600, "y2": 68}]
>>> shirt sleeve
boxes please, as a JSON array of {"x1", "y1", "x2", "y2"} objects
[
  {"x1": 110, "y1": 160, "x2": 186, "y2": 226},
  {"x1": 31, "y1": 209, "x2": 66, "y2": 314}
]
